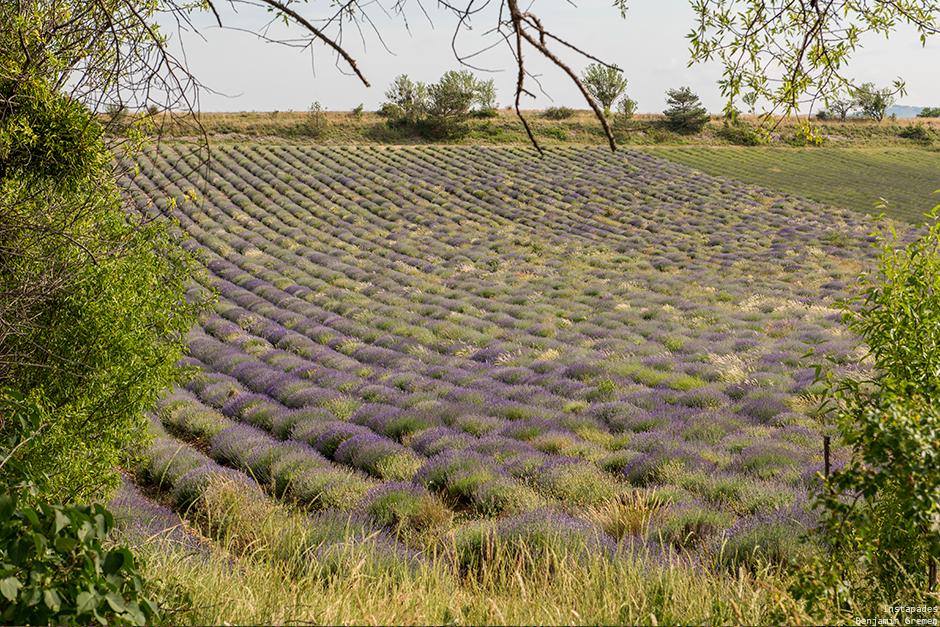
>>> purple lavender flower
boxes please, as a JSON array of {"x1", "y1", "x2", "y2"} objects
[
  {"x1": 711, "y1": 500, "x2": 819, "y2": 570},
  {"x1": 737, "y1": 396, "x2": 791, "y2": 424},
  {"x1": 109, "y1": 476, "x2": 206, "y2": 552}
]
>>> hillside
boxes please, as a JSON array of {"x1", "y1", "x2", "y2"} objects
[{"x1": 108, "y1": 142, "x2": 922, "y2": 624}]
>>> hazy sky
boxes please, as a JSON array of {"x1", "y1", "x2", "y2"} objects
[{"x1": 157, "y1": 1, "x2": 940, "y2": 114}]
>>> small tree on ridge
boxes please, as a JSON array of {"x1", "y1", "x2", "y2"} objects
[
  {"x1": 581, "y1": 63, "x2": 629, "y2": 116},
  {"x1": 663, "y1": 86, "x2": 710, "y2": 134}
]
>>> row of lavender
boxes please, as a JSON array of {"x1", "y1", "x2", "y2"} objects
[{"x1": 120, "y1": 143, "x2": 912, "y2": 558}]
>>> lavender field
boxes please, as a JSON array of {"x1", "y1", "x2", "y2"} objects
[{"x1": 118, "y1": 142, "x2": 917, "y2": 587}]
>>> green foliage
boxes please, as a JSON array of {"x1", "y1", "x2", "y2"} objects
[
  {"x1": 381, "y1": 75, "x2": 428, "y2": 126},
  {"x1": 824, "y1": 399, "x2": 940, "y2": 596},
  {"x1": 0, "y1": 82, "x2": 105, "y2": 191},
  {"x1": 917, "y1": 107, "x2": 940, "y2": 118},
  {"x1": 741, "y1": 91, "x2": 759, "y2": 114},
  {"x1": 689, "y1": 1, "x2": 924, "y2": 117},
  {"x1": 839, "y1": 211, "x2": 940, "y2": 398},
  {"x1": 471, "y1": 107, "x2": 499, "y2": 119},
  {"x1": 0, "y1": 490, "x2": 156, "y2": 626},
  {"x1": 613, "y1": 96, "x2": 637, "y2": 131},
  {"x1": 899, "y1": 123, "x2": 933, "y2": 142},
  {"x1": 580, "y1": 63, "x2": 628, "y2": 115},
  {"x1": 471, "y1": 77, "x2": 498, "y2": 113},
  {"x1": 542, "y1": 106, "x2": 576, "y2": 120},
  {"x1": 540, "y1": 126, "x2": 568, "y2": 141},
  {"x1": 663, "y1": 87, "x2": 710, "y2": 134},
  {"x1": 299, "y1": 101, "x2": 329, "y2": 138},
  {"x1": 421, "y1": 72, "x2": 475, "y2": 140},
  {"x1": 805, "y1": 210, "x2": 940, "y2": 604},
  {"x1": 380, "y1": 71, "x2": 494, "y2": 139},
  {"x1": 2, "y1": 200, "x2": 204, "y2": 499},
  {"x1": 0, "y1": 3, "x2": 206, "y2": 501},
  {"x1": 0, "y1": 397, "x2": 157, "y2": 626},
  {"x1": 823, "y1": 96, "x2": 856, "y2": 123},
  {"x1": 850, "y1": 82, "x2": 898, "y2": 122},
  {"x1": 426, "y1": 71, "x2": 476, "y2": 119},
  {"x1": 716, "y1": 120, "x2": 767, "y2": 146},
  {"x1": 788, "y1": 122, "x2": 825, "y2": 147}
]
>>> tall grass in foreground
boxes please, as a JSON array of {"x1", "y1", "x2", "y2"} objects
[{"x1": 114, "y1": 474, "x2": 839, "y2": 626}]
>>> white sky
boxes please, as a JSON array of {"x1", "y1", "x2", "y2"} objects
[{"x1": 157, "y1": 0, "x2": 940, "y2": 114}]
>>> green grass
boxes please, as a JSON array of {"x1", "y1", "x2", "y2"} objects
[
  {"x1": 123, "y1": 475, "x2": 830, "y2": 626},
  {"x1": 644, "y1": 146, "x2": 940, "y2": 223}
]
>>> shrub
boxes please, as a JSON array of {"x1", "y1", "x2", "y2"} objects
[
  {"x1": 471, "y1": 77, "x2": 498, "y2": 113},
  {"x1": 663, "y1": 86, "x2": 710, "y2": 134},
  {"x1": 898, "y1": 123, "x2": 932, "y2": 142},
  {"x1": 0, "y1": 400, "x2": 157, "y2": 625},
  {"x1": 917, "y1": 107, "x2": 940, "y2": 118},
  {"x1": 716, "y1": 120, "x2": 767, "y2": 146},
  {"x1": 787, "y1": 122, "x2": 825, "y2": 147},
  {"x1": 541, "y1": 125, "x2": 568, "y2": 141},
  {"x1": 542, "y1": 106, "x2": 575, "y2": 120},
  {"x1": 380, "y1": 75, "x2": 427, "y2": 126},
  {"x1": 421, "y1": 70, "x2": 476, "y2": 139},
  {"x1": 381, "y1": 70, "x2": 494, "y2": 139},
  {"x1": 0, "y1": 489, "x2": 157, "y2": 625},
  {"x1": 802, "y1": 209, "x2": 940, "y2": 604},
  {"x1": 613, "y1": 95, "x2": 637, "y2": 130},
  {"x1": 299, "y1": 101, "x2": 329, "y2": 138}
]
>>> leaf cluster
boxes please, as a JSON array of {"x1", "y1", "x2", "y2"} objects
[
  {"x1": 0, "y1": 396, "x2": 157, "y2": 625},
  {"x1": 0, "y1": 491, "x2": 156, "y2": 626},
  {"x1": 716, "y1": 120, "x2": 767, "y2": 146},
  {"x1": 899, "y1": 123, "x2": 933, "y2": 142},
  {"x1": 1, "y1": 3, "x2": 207, "y2": 501},
  {"x1": 687, "y1": 1, "x2": 927, "y2": 117},
  {"x1": 542, "y1": 106, "x2": 576, "y2": 120}
]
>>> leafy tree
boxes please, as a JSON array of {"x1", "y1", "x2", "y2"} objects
[
  {"x1": 543, "y1": 106, "x2": 575, "y2": 120},
  {"x1": 850, "y1": 82, "x2": 899, "y2": 122},
  {"x1": 580, "y1": 63, "x2": 628, "y2": 116},
  {"x1": 1, "y1": 1, "x2": 205, "y2": 500},
  {"x1": 380, "y1": 70, "x2": 496, "y2": 138},
  {"x1": 824, "y1": 95, "x2": 857, "y2": 122},
  {"x1": 613, "y1": 96, "x2": 637, "y2": 131},
  {"x1": 689, "y1": 1, "x2": 933, "y2": 119},
  {"x1": 663, "y1": 86, "x2": 710, "y2": 134},
  {"x1": 472, "y1": 77, "x2": 498, "y2": 116},
  {"x1": 427, "y1": 70, "x2": 477, "y2": 119},
  {"x1": 918, "y1": 107, "x2": 940, "y2": 118},
  {"x1": 299, "y1": 101, "x2": 329, "y2": 137},
  {"x1": 382, "y1": 74, "x2": 428, "y2": 125},
  {"x1": 741, "y1": 92, "x2": 758, "y2": 115}
]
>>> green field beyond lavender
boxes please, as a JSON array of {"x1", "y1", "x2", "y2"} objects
[{"x1": 117, "y1": 143, "x2": 927, "y2": 596}]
